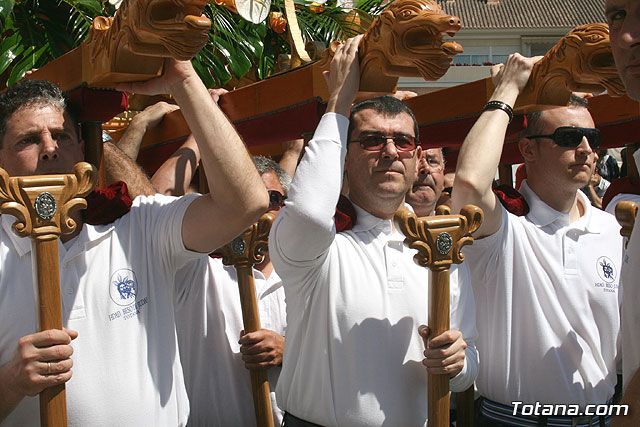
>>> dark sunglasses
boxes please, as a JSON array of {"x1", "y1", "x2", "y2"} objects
[
  {"x1": 351, "y1": 134, "x2": 417, "y2": 152},
  {"x1": 527, "y1": 126, "x2": 601, "y2": 150},
  {"x1": 268, "y1": 190, "x2": 287, "y2": 210}
]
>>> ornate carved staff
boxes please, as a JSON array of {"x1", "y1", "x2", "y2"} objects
[
  {"x1": 395, "y1": 205, "x2": 483, "y2": 427},
  {"x1": 217, "y1": 213, "x2": 276, "y2": 427},
  {"x1": 615, "y1": 201, "x2": 638, "y2": 247},
  {"x1": 0, "y1": 163, "x2": 97, "y2": 427}
]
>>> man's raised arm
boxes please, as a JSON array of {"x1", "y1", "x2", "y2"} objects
[
  {"x1": 118, "y1": 59, "x2": 268, "y2": 253},
  {"x1": 451, "y1": 54, "x2": 539, "y2": 238},
  {"x1": 269, "y1": 35, "x2": 362, "y2": 265}
]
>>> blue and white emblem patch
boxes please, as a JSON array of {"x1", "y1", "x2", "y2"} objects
[
  {"x1": 596, "y1": 256, "x2": 617, "y2": 284},
  {"x1": 109, "y1": 268, "x2": 138, "y2": 306}
]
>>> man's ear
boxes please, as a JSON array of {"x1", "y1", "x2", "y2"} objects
[
  {"x1": 519, "y1": 137, "x2": 537, "y2": 163},
  {"x1": 414, "y1": 146, "x2": 423, "y2": 175}
]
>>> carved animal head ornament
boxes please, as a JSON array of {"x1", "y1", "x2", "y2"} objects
[
  {"x1": 361, "y1": 0, "x2": 463, "y2": 82},
  {"x1": 119, "y1": 0, "x2": 211, "y2": 60},
  {"x1": 524, "y1": 23, "x2": 626, "y2": 105},
  {"x1": 318, "y1": 0, "x2": 463, "y2": 92},
  {"x1": 84, "y1": 0, "x2": 211, "y2": 85}
]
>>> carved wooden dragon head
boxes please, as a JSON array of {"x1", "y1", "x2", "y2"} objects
[
  {"x1": 360, "y1": 0, "x2": 463, "y2": 88},
  {"x1": 83, "y1": 0, "x2": 211, "y2": 86},
  {"x1": 524, "y1": 23, "x2": 626, "y2": 106}
]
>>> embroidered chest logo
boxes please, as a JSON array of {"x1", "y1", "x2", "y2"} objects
[
  {"x1": 593, "y1": 256, "x2": 618, "y2": 294},
  {"x1": 596, "y1": 256, "x2": 617, "y2": 283},
  {"x1": 109, "y1": 268, "x2": 138, "y2": 306},
  {"x1": 107, "y1": 268, "x2": 149, "y2": 321}
]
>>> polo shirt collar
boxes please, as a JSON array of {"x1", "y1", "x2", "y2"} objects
[
  {"x1": 2, "y1": 214, "x2": 31, "y2": 257},
  {"x1": 520, "y1": 180, "x2": 594, "y2": 231},
  {"x1": 350, "y1": 198, "x2": 414, "y2": 235},
  {"x1": 1, "y1": 214, "x2": 116, "y2": 259}
]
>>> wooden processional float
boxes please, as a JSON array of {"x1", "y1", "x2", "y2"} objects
[
  {"x1": 0, "y1": 164, "x2": 97, "y2": 427},
  {"x1": 25, "y1": 0, "x2": 635, "y2": 165},
  {"x1": 216, "y1": 213, "x2": 276, "y2": 427},
  {"x1": 104, "y1": 8, "x2": 633, "y2": 171}
]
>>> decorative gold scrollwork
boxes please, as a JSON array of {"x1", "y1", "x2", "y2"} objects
[
  {"x1": 0, "y1": 163, "x2": 97, "y2": 241},
  {"x1": 218, "y1": 213, "x2": 276, "y2": 268},
  {"x1": 394, "y1": 205, "x2": 483, "y2": 270}
]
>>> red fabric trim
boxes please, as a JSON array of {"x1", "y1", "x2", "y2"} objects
[
  {"x1": 66, "y1": 87, "x2": 128, "y2": 123},
  {"x1": 493, "y1": 185, "x2": 529, "y2": 216},
  {"x1": 85, "y1": 181, "x2": 133, "y2": 225},
  {"x1": 335, "y1": 195, "x2": 357, "y2": 232},
  {"x1": 602, "y1": 177, "x2": 640, "y2": 210}
]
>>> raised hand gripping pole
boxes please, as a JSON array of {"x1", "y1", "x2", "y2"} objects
[
  {"x1": 0, "y1": 163, "x2": 97, "y2": 427},
  {"x1": 217, "y1": 213, "x2": 276, "y2": 427},
  {"x1": 395, "y1": 205, "x2": 483, "y2": 427}
]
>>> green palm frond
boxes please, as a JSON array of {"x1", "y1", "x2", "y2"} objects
[{"x1": 0, "y1": 0, "x2": 103, "y2": 86}]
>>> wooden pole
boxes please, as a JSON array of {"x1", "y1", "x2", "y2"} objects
[
  {"x1": 35, "y1": 238, "x2": 67, "y2": 427},
  {"x1": 428, "y1": 267, "x2": 451, "y2": 426},
  {"x1": 395, "y1": 205, "x2": 483, "y2": 427},
  {"x1": 455, "y1": 386, "x2": 476, "y2": 427},
  {"x1": 217, "y1": 214, "x2": 276, "y2": 427},
  {"x1": 498, "y1": 164, "x2": 513, "y2": 187},
  {"x1": 0, "y1": 163, "x2": 97, "y2": 427}
]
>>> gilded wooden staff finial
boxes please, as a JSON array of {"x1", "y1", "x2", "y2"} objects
[
  {"x1": 395, "y1": 204, "x2": 483, "y2": 427},
  {"x1": 217, "y1": 212, "x2": 276, "y2": 427},
  {"x1": 0, "y1": 162, "x2": 96, "y2": 427},
  {"x1": 615, "y1": 201, "x2": 638, "y2": 249}
]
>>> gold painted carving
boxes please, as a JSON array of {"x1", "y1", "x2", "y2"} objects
[
  {"x1": 522, "y1": 23, "x2": 626, "y2": 106},
  {"x1": 394, "y1": 204, "x2": 482, "y2": 427},
  {"x1": 0, "y1": 163, "x2": 97, "y2": 241},
  {"x1": 217, "y1": 213, "x2": 276, "y2": 268},
  {"x1": 322, "y1": 0, "x2": 463, "y2": 93},
  {"x1": 395, "y1": 204, "x2": 483, "y2": 271},
  {"x1": 82, "y1": 0, "x2": 211, "y2": 86}
]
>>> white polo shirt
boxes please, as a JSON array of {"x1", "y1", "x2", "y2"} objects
[
  {"x1": 269, "y1": 113, "x2": 478, "y2": 427},
  {"x1": 464, "y1": 181, "x2": 622, "y2": 408},
  {"x1": 0, "y1": 194, "x2": 201, "y2": 427},
  {"x1": 174, "y1": 256, "x2": 287, "y2": 426},
  {"x1": 621, "y1": 150, "x2": 640, "y2": 391}
]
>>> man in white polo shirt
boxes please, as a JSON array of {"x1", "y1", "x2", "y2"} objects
[
  {"x1": 453, "y1": 54, "x2": 623, "y2": 426},
  {"x1": 169, "y1": 156, "x2": 290, "y2": 426},
  {"x1": 0, "y1": 59, "x2": 268, "y2": 426},
  {"x1": 604, "y1": 0, "x2": 640, "y2": 421},
  {"x1": 269, "y1": 35, "x2": 478, "y2": 426}
]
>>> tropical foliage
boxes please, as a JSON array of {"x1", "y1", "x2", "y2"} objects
[{"x1": 0, "y1": 0, "x2": 386, "y2": 88}]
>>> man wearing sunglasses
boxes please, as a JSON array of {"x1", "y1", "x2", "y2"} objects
[
  {"x1": 269, "y1": 35, "x2": 478, "y2": 426},
  {"x1": 604, "y1": 0, "x2": 640, "y2": 423},
  {"x1": 452, "y1": 54, "x2": 623, "y2": 426},
  {"x1": 150, "y1": 147, "x2": 291, "y2": 425}
]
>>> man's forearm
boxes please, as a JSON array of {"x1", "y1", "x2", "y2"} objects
[
  {"x1": 115, "y1": 119, "x2": 147, "y2": 161},
  {"x1": 170, "y1": 67, "x2": 268, "y2": 252},
  {"x1": 151, "y1": 135, "x2": 200, "y2": 196},
  {"x1": 103, "y1": 142, "x2": 156, "y2": 198}
]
